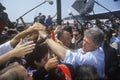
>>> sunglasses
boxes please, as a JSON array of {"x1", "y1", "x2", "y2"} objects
[{"x1": 73, "y1": 34, "x2": 79, "y2": 37}]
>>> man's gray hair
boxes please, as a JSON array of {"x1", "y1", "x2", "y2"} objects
[{"x1": 84, "y1": 27, "x2": 104, "y2": 45}]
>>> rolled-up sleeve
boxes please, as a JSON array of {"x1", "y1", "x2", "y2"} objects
[
  {"x1": 0, "y1": 41, "x2": 13, "y2": 55},
  {"x1": 62, "y1": 50, "x2": 79, "y2": 67}
]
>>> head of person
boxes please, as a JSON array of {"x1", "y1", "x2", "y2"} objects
[
  {"x1": 55, "y1": 26, "x2": 72, "y2": 47},
  {"x1": 103, "y1": 30, "x2": 112, "y2": 45},
  {"x1": 75, "y1": 64, "x2": 99, "y2": 80},
  {"x1": 48, "y1": 63, "x2": 75, "y2": 80},
  {"x1": 17, "y1": 26, "x2": 25, "y2": 32},
  {"x1": 72, "y1": 27, "x2": 83, "y2": 41},
  {"x1": 0, "y1": 3, "x2": 6, "y2": 12},
  {"x1": 7, "y1": 29, "x2": 18, "y2": 38},
  {"x1": 39, "y1": 15, "x2": 46, "y2": 25},
  {"x1": 0, "y1": 62, "x2": 33, "y2": 80},
  {"x1": 95, "y1": 19, "x2": 103, "y2": 29},
  {"x1": 25, "y1": 43, "x2": 50, "y2": 69},
  {"x1": 48, "y1": 15, "x2": 51, "y2": 18},
  {"x1": 4, "y1": 57, "x2": 26, "y2": 69},
  {"x1": 82, "y1": 27, "x2": 104, "y2": 52}
]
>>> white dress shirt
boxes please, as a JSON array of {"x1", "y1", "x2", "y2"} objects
[
  {"x1": 0, "y1": 41, "x2": 13, "y2": 55},
  {"x1": 63, "y1": 47, "x2": 105, "y2": 78}
]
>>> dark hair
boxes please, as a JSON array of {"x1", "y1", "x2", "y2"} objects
[
  {"x1": 56, "y1": 26, "x2": 72, "y2": 39},
  {"x1": 0, "y1": 57, "x2": 24, "y2": 71},
  {"x1": 39, "y1": 15, "x2": 46, "y2": 25},
  {"x1": 48, "y1": 63, "x2": 75, "y2": 80},
  {"x1": 75, "y1": 64, "x2": 99, "y2": 80},
  {"x1": 7, "y1": 30, "x2": 18, "y2": 36},
  {"x1": 5, "y1": 57, "x2": 25, "y2": 67},
  {"x1": 55, "y1": 30, "x2": 64, "y2": 39},
  {"x1": 0, "y1": 35, "x2": 9, "y2": 45},
  {"x1": 63, "y1": 25, "x2": 72, "y2": 34},
  {"x1": 72, "y1": 26, "x2": 83, "y2": 35},
  {"x1": 25, "y1": 43, "x2": 49, "y2": 68}
]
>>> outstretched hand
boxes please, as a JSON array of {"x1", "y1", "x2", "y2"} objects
[
  {"x1": 11, "y1": 39, "x2": 35, "y2": 57},
  {"x1": 32, "y1": 22, "x2": 48, "y2": 39},
  {"x1": 30, "y1": 22, "x2": 46, "y2": 31},
  {"x1": 44, "y1": 56, "x2": 59, "y2": 71}
]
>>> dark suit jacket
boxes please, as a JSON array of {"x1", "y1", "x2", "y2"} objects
[
  {"x1": 70, "y1": 37, "x2": 83, "y2": 49},
  {"x1": 103, "y1": 42, "x2": 120, "y2": 79}
]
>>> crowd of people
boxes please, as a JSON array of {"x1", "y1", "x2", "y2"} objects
[{"x1": 0, "y1": 2, "x2": 120, "y2": 80}]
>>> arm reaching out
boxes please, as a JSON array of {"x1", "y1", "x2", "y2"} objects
[
  {"x1": 10, "y1": 24, "x2": 45, "y2": 48},
  {"x1": 45, "y1": 56, "x2": 59, "y2": 71},
  {"x1": 0, "y1": 39, "x2": 35, "y2": 65},
  {"x1": 33, "y1": 22, "x2": 67, "y2": 60}
]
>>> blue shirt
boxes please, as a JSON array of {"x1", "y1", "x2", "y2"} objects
[
  {"x1": 45, "y1": 18, "x2": 52, "y2": 26},
  {"x1": 63, "y1": 47, "x2": 105, "y2": 78},
  {"x1": 118, "y1": 33, "x2": 120, "y2": 40},
  {"x1": 110, "y1": 36, "x2": 120, "y2": 44},
  {"x1": 0, "y1": 41, "x2": 13, "y2": 55}
]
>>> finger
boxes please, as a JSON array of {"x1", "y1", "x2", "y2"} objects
[
  {"x1": 52, "y1": 63, "x2": 59, "y2": 67},
  {"x1": 22, "y1": 41, "x2": 35, "y2": 46},
  {"x1": 23, "y1": 43, "x2": 35, "y2": 52},
  {"x1": 52, "y1": 54, "x2": 56, "y2": 57},
  {"x1": 24, "y1": 50, "x2": 34, "y2": 55},
  {"x1": 51, "y1": 58, "x2": 59, "y2": 63}
]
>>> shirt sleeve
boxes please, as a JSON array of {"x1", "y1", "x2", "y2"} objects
[
  {"x1": 62, "y1": 49, "x2": 101, "y2": 68},
  {"x1": 0, "y1": 41, "x2": 13, "y2": 55},
  {"x1": 62, "y1": 48, "x2": 105, "y2": 78},
  {"x1": 62, "y1": 50, "x2": 79, "y2": 67}
]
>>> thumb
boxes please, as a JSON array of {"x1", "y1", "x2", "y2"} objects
[{"x1": 17, "y1": 39, "x2": 23, "y2": 45}]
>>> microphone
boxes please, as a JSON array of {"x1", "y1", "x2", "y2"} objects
[{"x1": 46, "y1": 0, "x2": 54, "y2": 5}]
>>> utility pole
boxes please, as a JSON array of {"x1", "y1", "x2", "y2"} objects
[{"x1": 56, "y1": 0, "x2": 62, "y2": 25}]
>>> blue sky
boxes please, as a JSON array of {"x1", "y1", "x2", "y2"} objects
[
  {"x1": 1, "y1": 0, "x2": 76, "y2": 22},
  {"x1": 1, "y1": 0, "x2": 120, "y2": 22}
]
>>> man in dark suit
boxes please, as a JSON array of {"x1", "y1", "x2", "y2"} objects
[{"x1": 71, "y1": 27, "x2": 83, "y2": 49}]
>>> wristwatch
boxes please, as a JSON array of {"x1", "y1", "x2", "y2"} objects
[
  {"x1": 44, "y1": 34, "x2": 51, "y2": 40},
  {"x1": 36, "y1": 35, "x2": 51, "y2": 44}
]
